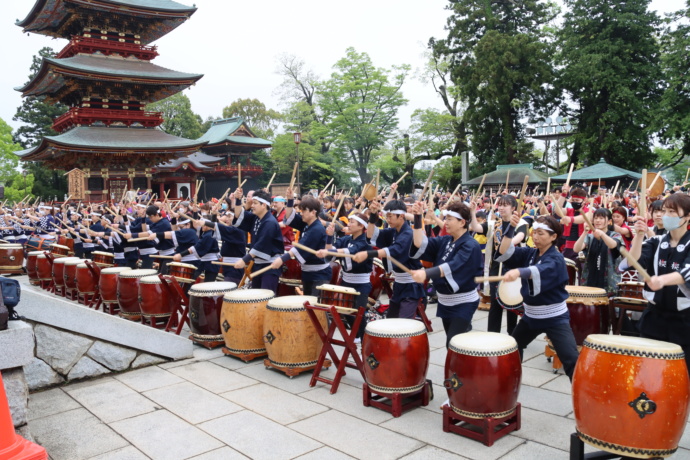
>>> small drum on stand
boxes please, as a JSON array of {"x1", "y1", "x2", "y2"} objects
[
  {"x1": 63, "y1": 258, "x2": 86, "y2": 292},
  {"x1": 367, "y1": 259, "x2": 387, "y2": 308},
  {"x1": 187, "y1": 281, "x2": 238, "y2": 348},
  {"x1": 0, "y1": 244, "x2": 25, "y2": 274},
  {"x1": 564, "y1": 257, "x2": 579, "y2": 286},
  {"x1": 316, "y1": 284, "x2": 359, "y2": 309},
  {"x1": 117, "y1": 269, "x2": 158, "y2": 321},
  {"x1": 565, "y1": 285, "x2": 610, "y2": 344},
  {"x1": 220, "y1": 289, "x2": 275, "y2": 361},
  {"x1": 25, "y1": 236, "x2": 48, "y2": 252},
  {"x1": 615, "y1": 281, "x2": 644, "y2": 301},
  {"x1": 92, "y1": 251, "x2": 114, "y2": 267},
  {"x1": 263, "y1": 295, "x2": 329, "y2": 377},
  {"x1": 35, "y1": 253, "x2": 52, "y2": 283},
  {"x1": 138, "y1": 275, "x2": 177, "y2": 327},
  {"x1": 443, "y1": 331, "x2": 521, "y2": 446},
  {"x1": 26, "y1": 251, "x2": 44, "y2": 285},
  {"x1": 277, "y1": 258, "x2": 302, "y2": 296},
  {"x1": 57, "y1": 235, "x2": 75, "y2": 254},
  {"x1": 52, "y1": 257, "x2": 80, "y2": 293},
  {"x1": 99, "y1": 267, "x2": 132, "y2": 313},
  {"x1": 49, "y1": 244, "x2": 70, "y2": 258},
  {"x1": 76, "y1": 262, "x2": 99, "y2": 296},
  {"x1": 168, "y1": 262, "x2": 197, "y2": 284},
  {"x1": 573, "y1": 335, "x2": 690, "y2": 458},
  {"x1": 497, "y1": 279, "x2": 524, "y2": 315}
]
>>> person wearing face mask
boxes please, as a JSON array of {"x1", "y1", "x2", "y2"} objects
[
  {"x1": 627, "y1": 193, "x2": 690, "y2": 373},
  {"x1": 272, "y1": 196, "x2": 295, "y2": 249},
  {"x1": 557, "y1": 186, "x2": 591, "y2": 265}
]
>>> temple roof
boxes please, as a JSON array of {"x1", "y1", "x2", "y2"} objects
[
  {"x1": 550, "y1": 158, "x2": 642, "y2": 181},
  {"x1": 198, "y1": 117, "x2": 272, "y2": 148},
  {"x1": 464, "y1": 163, "x2": 550, "y2": 186},
  {"x1": 155, "y1": 151, "x2": 223, "y2": 171},
  {"x1": 16, "y1": 126, "x2": 207, "y2": 162},
  {"x1": 17, "y1": 0, "x2": 197, "y2": 43},
  {"x1": 17, "y1": 55, "x2": 203, "y2": 103}
]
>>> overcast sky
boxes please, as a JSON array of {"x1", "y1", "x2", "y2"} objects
[{"x1": 1, "y1": 0, "x2": 685, "y2": 137}]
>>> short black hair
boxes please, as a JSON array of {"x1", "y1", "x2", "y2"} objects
[{"x1": 383, "y1": 200, "x2": 407, "y2": 213}]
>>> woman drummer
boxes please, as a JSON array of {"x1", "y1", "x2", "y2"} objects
[
  {"x1": 573, "y1": 207, "x2": 623, "y2": 292},
  {"x1": 628, "y1": 193, "x2": 690, "y2": 372},
  {"x1": 409, "y1": 200, "x2": 483, "y2": 346},
  {"x1": 496, "y1": 213, "x2": 579, "y2": 380},
  {"x1": 316, "y1": 212, "x2": 373, "y2": 341}
]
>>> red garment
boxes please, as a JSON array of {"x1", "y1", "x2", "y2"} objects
[{"x1": 275, "y1": 208, "x2": 295, "y2": 247}]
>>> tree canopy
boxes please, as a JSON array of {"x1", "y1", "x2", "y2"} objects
[{"x1": 146, "y1": 92, "x2": 204, "y2": 140}]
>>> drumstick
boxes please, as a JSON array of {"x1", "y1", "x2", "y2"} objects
[
  {"x1": 249, "y1": 264, "x2": 275, "y2": 279},
  {"x1": 0, "y1": 238, "x2": 9, "y2": 244},
  {"x1": 331, "y1": 189, "x2": 351, "y2": 225},
  {"x1": 126, "y1": 237, "x2": 149, "y2": 242},
  {"x1": 639, "y1": 169, "x2": 647, "y2": 222},
  {"x1": 237, "y1": 164, "x2": 242, "y2": 189},
  {"x1": 546, "y1": 177, "x2": 551, "y2": 196},
  {"x1": 471, "y1": 174, "x2": 486, "y2": 202},
  {"x1": 151, "y1": 255, "x2": 176, "y2": 259},
  {"x1": 619, "y1": 247, "x2": 652, "y2": 283},
  {"x1": 685, "y1": 168, "x2": 690, "y2": 186},
  {"x1": 288, "y1": 162, "x2": 299, "y2": 191},
  {"x1": 549, "y1": 194, "x2": 566, "y2": 218},
  {"x1": 565, "y1": 163, "x2": 575, "y2": 188},
  {"x1": 474, "y1": 276, "x2": 506, "y2": 283},
  {"x1": 266, "y1": 172, "x2": 277, "y2": 191},
  {"x1": 449, "y1": 183, "x2": 462, "y2": 203},
  {"x1": 239, "y1": 179, "x2": 247, "y2": 188},
  {"x1": 612, "y1": 180, "x2": 620, "y2": 198},
  {"x1": 212, "y1": 261, "x2": 243, "y2": 266},
  {"x1": 292, "y1": 242, "x2": 355, "y2": 259},
  {"x1": 321, "y1": 178, "x2": 334, "y2": 195},
  {"x1": 387, "y1": 255, "x2": 413, "y2": 275},
  {"x1": 375, "y1": 169, "x2": 380, "y2": 193},
  {"x1": 393, "y1": 171, "x2": 409, "y2": 186},
  {"x1": 516, "y1": 175, "x2": 529, "y2": 215}
]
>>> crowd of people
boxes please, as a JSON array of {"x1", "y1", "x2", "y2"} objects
[{"x1": 7, "y1": 178, "x2": 690, "y2": 374}]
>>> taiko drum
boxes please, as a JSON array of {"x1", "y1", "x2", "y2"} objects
[
  {"x1": 168, "y1": 262, "x2": 196, "y2": 284},
  {"x1": 25, "y1": 236, "x2": 48, "y2": 252},
  {"x1": 444, "y1": 331, "x2": 521, "y2": 419},
  {"x1": 362, "y1": 318, "x2": 429, "y2": 394},
  {"x1": 57, "y1": 234, "x2": 74, "y2": 253},
  {"x1": 76, "y1": 262, "x2": 99, "y2": 295},
  {"x1": 26, "y1": 251, "x2": 44, "y2": 285},
  {"x1": 99, "y1": 267, "x2": 132, "y2": 304},
  {"x1": 51, "y1": 257, "x2": 80, "y2": 288},
  {"x1": 263, "y1": 295, "x2": 327, "y2": 370},
  {"x1": 35, "y1": 253, "x2": 52, "y2": 281},
  {"x1": 220, "y1": 289, "x2": 275, "y2": 358},
  {"x1": 573, "y1": 335, "x2": 690, "y2": 459},
  {"x1": 50, "y1": 243, "x2": 70, "y2": 257},
  {"x1": 367, "y1": 259, "x2": 388, "y2": 308},
  {"x1": 277, "y1": 259, "x2": 301, "y2": 296},
  {"x1": 565, "y1": 285, "x2": 609, "y2": 344},
  {"x1": 92, "y1": 251, "x2": 114, "y2": 267},
  {"x1": 138, "y1": 275, "x2": 177, "y2": 319},
  {"x1": 63, "y1": 258, "x2": 86, "y2": 290},
  {"x1": 0, "y1": 244, "x2": 24, "y2": 271},
  {"x1": 316, "y1": 284, "x2": 359, "y2": 309},
  {"x1": 117, "y1": 269, "x2": 158, "y2": 319},
  {"x1": 187, "y1": 282, "x2": 237, "y2": 345}
]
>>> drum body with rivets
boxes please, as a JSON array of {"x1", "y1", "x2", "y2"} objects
[
  {"x1": 138, "y1": 275, "x2": 176, "y2": 318},
  {"x1": 117, "y1": 269, "x2": 158, "y2": 319},
  {"x1": 52, "y1": 257, "x2": 80, "y2": 288},
  {"x1": 168, "y1": 262, "x2": 197, "y2": 284},
  {"x1": 316, "y1": 284, "x2": 359, "y2": 309},
  {"x1": 0, "y1": 244, "x2": 24, "y2": 272},
  {"x1": 263, "y1": 295, "x2": 325, "y2": 370},
  {"x1": 76, "y1": 263, "x2": 98, "y2": 294},
  {"x1": 26, "y1": 251, "x2": 43, "y2": 285},
  {"x1": 50, "y1": 243, "x2": 70, "y2": 257},
  {"x1": 99, "y1": 267, "x2": 132, "y2": 304},
  {"x1": 444, "y1": 331, "x2": 521, "y2": 419},
  {"x1": 36, "y1": 253, "x2": 52, "y2": 281},
  {"x1": 187, "y1": 282, "x2": 237, "y2": 344},
  {"x1": 63, "y1": 258, "x2": 87, "y2": 290},
  {"x1": 220, "y1": 289, "x2": 275, "y2": 357},
  {"x1": 92, "y1": 251, "x2": 114, "y2": 267},
  {"x1": 362, "y1": 318, "x2": 429, "y2": 394},
  {"x1": 565, "y1": 286, "x2": 609, "y2": 344},
  {"x1": 573, "y1": 335, "x2": 690, "y2": 459}
]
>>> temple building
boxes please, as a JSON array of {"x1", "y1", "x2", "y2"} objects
[{"x1": 15, "y1": 0, "x2": 207, "y2": 202}]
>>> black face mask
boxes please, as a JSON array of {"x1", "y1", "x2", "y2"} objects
[{"x1": 571, "y1": 202, "x2": 583, "y2": 210}]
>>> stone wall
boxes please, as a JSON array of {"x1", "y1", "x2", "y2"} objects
[{"x1": 24, "y1": 322, "x2": 168, "y2": 392}]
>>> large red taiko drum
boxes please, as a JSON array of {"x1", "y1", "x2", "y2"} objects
[
  {"x1": 444, "y1": 331, "x2": 521, "y2": 419},
  {"x1": 76, "y1": 262, "x2": 99, "y2": 295},
  {"x1": 277, "y1": 258, "x2": 301, "y2": 296},
  {"x1": 36, "y1": 253, "x2": 52, "y2": 282},
  {"x1": 138, "y1": 275, "x2": 177, "y2": 319},
  {"x1": 565, "y1": 286, "x2": 610, "y2": 344},
  {"x1": 52, "y1": 257, "x2": 80, "y2": 288},
  {"x1": 0, "y1": 244, "x2": 24, "y2": 272},
  {"x1": 117, "y1": 269, "x2": 157, "y2": 320},
  {"x1": 187, "y1": 281, "x2": 237, "y2": 347},
  {"x1": 362, "y1": 318, "x2": 429, "y2": 394},
  {"x1": 573, "y1": 334, "x2": 690, "y2": 459},
  {"x1": 99, "y1": 267, "x2": 132, "y2": 304},
  {"x1": 26, "y1": 250, "x2": 44, "y2": 285},
  {"x1": 63, "y1": 258, "x2": 86, "y2": 291}
]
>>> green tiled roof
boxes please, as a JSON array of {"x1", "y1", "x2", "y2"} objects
[
  {"x1": 550, "y1": 158, "x2": 642, "y2": 181},
  {"x1": 197, "y1": 118, "x2": 272, "y2": 147},
  {"x1": 464, "y1": 164, "x2": 550, "y2": 186}
]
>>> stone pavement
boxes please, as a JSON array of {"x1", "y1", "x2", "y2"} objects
[{"x1": 24, "y1": 303, "x2": 690, "y2": 460}]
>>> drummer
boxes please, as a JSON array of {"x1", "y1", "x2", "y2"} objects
[
  {"x1": 125, "y1": 204, "x2": 156, "y2": 269},
  {"x1": 628, "y1": 193, "x2": 690, "y2": 371},
  {"x1": 496, "y1": 213, "x2": 579, "y2": 380},
  {"x1": 573, "y1": 208, "x2": 623, "y2": 292},
  {"x1": 173, "y1": 219, "x2": 220, "y2": 282},
  {"x1": 316, "y1": 212, "x2": 373, "y2": 341},
  {"x1": 409, "y1": 200, "x2": 483, "y2": 346},
  {"x1": 149, "y1": 218, "x2": 200, "y2": 269},
  {"x1": 212, "y1": 205, "x2": 247, "y2": 284}
]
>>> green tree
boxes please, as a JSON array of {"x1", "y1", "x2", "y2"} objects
[
  {"x1": 221, "y1": 98, "x2": 282, "y2": 140},
  {"x1": 318, "y1": 48, "x2": 410, "y2": 184},
  {"x1": 432, "y1": 0, "x2": 558, "y2": 172},
  {"x1": 557, "y1": 0, "x2": 662, "y2": 169},
  {"x1": 0, "y1": 118, "x2": 35, "y2": 202},
  {"x1": 146, "y1": 92, "x2": 203, "y2": 139}
]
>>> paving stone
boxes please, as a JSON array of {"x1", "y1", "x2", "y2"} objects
[
  {"x1": 131, "y1": 353, "x2": 167, "y2": 369},
  {"x1": 144, "y1": 381, "x2": 243, "y2": 424},
  {"x1": 87, "y1": 445, "x2": 150, "y2": 460},
  {"x1": 523, "y1": 352, "x2": 564, "y2": 373},
  {"x1": 87, "y1": 341, "x2": 137, "y2": 371},
  {"x1": 114, "y1": 365, "x2": 185, "y2": 392},
  {"x1": 289, "y1": 410, "x2": 423, "y2": 460},
  {"x1": 427, "y1": 363, "x2": 445, "y2": 387},
  {"x1": 199, "y1": 410, "x2": 322, "y2": 460},
  {"x1": 27, "y1": 388, "x2": 80, "y2": 421},
  {"x1": 192, "y1": 346, "x2": 225, "y2": 360},
  {"x1": 110, "y1": 410, "x2": 223, "y2": 460},
  {"x1": 24, "y1": 357, "x2": 64, "y2": 391},
  {"x1": 34, "y1": 324, "x2": 93, "y2": 374},
  {"x1": 518, "y1": 385, "x2": 573, "y2": 417},
  {"x1": 65, "y1": 379, "x2": 158, "y2": 423},
  {"x1": 29, "y1": 408, "x2": 129, "y2": 460},
  {"x1": 168, "y1": 361, "x2": 258, "y2": 393},
  {"x1": 430, "y1": 347, "x2": 447, "y2": 367},
  {"x1": 187, "y1": 447, "x2": 249, "y2": 459},
  {"x1": 498, "y1": 440, "x2": 567, "y2": 459},
  {"x1": 399, "y1": 445, "x2": 470, "y2": 459},
  {"x1": 0, "y1": 320, "x2": 34, "y2": 369},
  {"x1": 294, "y1": 446, "x2": 355, "y2": 459},
  {"x1": 380, "y1": 406, "x2": 523, "y2": 460},
  {"x1": 540, "y1": 374, "x2": 572, "y2": 394},
  {"x1": 511, "y1": 407, "x2": 577, "y2": 451},
  {"x1": 234, "y1": 361, "x2": 325, "y2": 394},
  {"x1": 299, "y1": 383, "x2": 394, "y2": 425},
  {"x1": 67, "y1": 356, "x2": 111, "y2": 381},
  {"x1": 520, "y1": 366, "x2": 559, "y2": 388},
  {"x1": 2, "y1": 368, "x2": 28, "y2": 427},
  {"x1": 210, "y1": 355, "x2": 264, "y2": 371},
  {"x1": 220, "y1": 383, "x2": 327, "y2": 425},
  {"x1": 428, "y1": 331, "x2": 448, "y2": 350}
]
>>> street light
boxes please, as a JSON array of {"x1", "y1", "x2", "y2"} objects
[{"x1": 294, "y1": 132, "x2": 301, "y2": 194}]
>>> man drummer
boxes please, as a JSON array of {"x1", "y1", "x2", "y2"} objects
[
  {"x1": 213, "y1": 206, "x2": 248, "y2": 284},
  {"x1": 173, "y1": 219, "x2": 220, "y2": 282},
  {"x1": 126, "y1": 205, "x2": 175, "y2": 274}
]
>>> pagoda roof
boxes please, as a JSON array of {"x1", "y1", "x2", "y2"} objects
[
  {"x1": 198, "y1": 118, "x2": 272, "y2": 148},
  {"x1": 17, "y1": 55, "x2": 203, "y2": 102},
  {"x1": 16, "y1": 126, "x2": 207, "y2": 163},
  {"x1": 156, "y1": 151, "x2": 222, "y2": 171},
  {"x1": 464, "y1": 164, "x2": 550, "y2": 186},
  {"x1": 550, "y1": 158, "x2": 642, "y2": 182},
  {"x1": 17, "y1": 0, "x2": 197, "y2": 43}
]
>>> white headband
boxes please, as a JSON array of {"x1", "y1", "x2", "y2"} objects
[
  {"x1": 253, "y1": 197, "x2": 271, "y2": 206},
  {"x1": 178, "y1": 219, "x2": 190, "y2": 225},
  {"x1": 385, "y1": 210, "x2": 406, "y2": 215},
  {"x1": 442, "y1": 210, "x2": 463, "y2": 220},
  {"x1": 533, "y1": 222, "x2": 554, "y2": 233},
  {"x1": 351, "y1": 215, "x2": 368, "y2": 227}
]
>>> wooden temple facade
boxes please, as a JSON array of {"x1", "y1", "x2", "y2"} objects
[{"x1": 15, "y1": 0, "x2": 207, "y2": 201}]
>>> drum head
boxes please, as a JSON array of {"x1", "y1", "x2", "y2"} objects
[
  {"x1": 101, "y1": 267, "x2": 133, "y2": 274},
  {"x1": 365, "y1": 318, "x2": 427, "y2": 337},
  {"x1": 449, "y1": 331, "x2": 517, "y2": 356},
  {"x1": 0, "y1": 244, "x2": 23, "y2": 249},
  {"x1": 584, "y1": 334, "x2": 684, "y2": 358},
  {"x1": 169, "y1": 262, "x2": 197, "y2": 269},
  {"x1": 566, "y1": 286, "x2": 607, "y2": 296},
  {"x1": 77, "y1": 263, "x2": 89, "y2": 269},
  {"x1": 118, "y1": 269, "x2": 158, "y2": 279},
  {"x1": 53, "y1": 257, "x2": 81, "y2": 265},
  {"x1": 316, "y1": 284, "x2": 360, "y2": 295},
  {"x1": 92, "y1": 251, "x2": 113, "y2": 257},
  {"x1": 50, "y1": 244, "x2": 70, "y2": 250},
  {"x1": 611, "y1": 297, "x2": 647, "y2": 305},
  {"x1": 564, "y1": 257, "x2": 577, "y2": 267},
  {"x1": 224, "y1": 289, "x2": 275, "y2": 303},
  {"x1": 64, "y1": 258, "x2": 87, "y2": 266},
  {"x1": 27, "y1": 251, "x2": 45, "y2": 256},
  {"x1": 267, "y1": 295, "x2": 317, "y2": 311},
  {"x1": 188, "y1": 281, "x2": 237, "y2": 297},
  {"x1": 140, "y1": 275, "x2": 163, "y2": 284},
  {"x1": 497, "y1": 279, "x2": 523, "y2": 307}
]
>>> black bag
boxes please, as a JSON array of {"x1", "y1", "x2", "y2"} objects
[{"x1": 0, "y1": 276, "x2": 21, "y2": 308}]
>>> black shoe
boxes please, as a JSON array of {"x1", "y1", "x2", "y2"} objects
[{"x1": 8, "y1": 310, "x2": 24, "y2": 321}]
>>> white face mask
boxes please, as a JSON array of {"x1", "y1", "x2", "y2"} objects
[{"x1": 662, "y1": 215, "x2": 686, "y2": 231}]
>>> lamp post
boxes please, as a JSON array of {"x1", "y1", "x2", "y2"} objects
[{"x1": 294, "y1": 132, "x2": 301, "y2": 195}]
